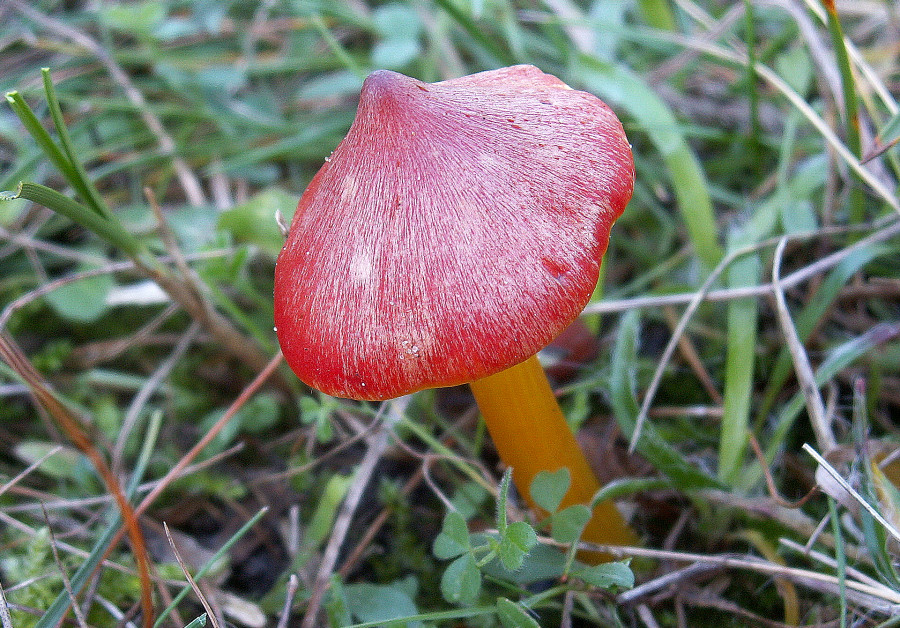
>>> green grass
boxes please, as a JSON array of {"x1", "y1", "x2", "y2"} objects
[{"x1": 2, "y1": 0, "x2": 900, "y2": 626}]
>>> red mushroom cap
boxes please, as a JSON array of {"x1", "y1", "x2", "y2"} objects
[{"x1": 274, "y1": 65, "x2": 633, "y2": 400}]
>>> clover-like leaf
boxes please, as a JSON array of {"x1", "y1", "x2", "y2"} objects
[
  {"x1": 433, "y1": 511, "x2": 471, "y2": 560},
  {"x1": 498, "y1": 521, "x2": 537, "y2": 571},
  {"x1": 440, "y1": 554, "x2": 481, "y2": 605},
  {"x1": 496, "y1": 467, "x2": 514, "y2": 533},
  {"x1": 529, "y1": 468, "x2": 571, "y2": 513},
  {"x1": 550, "y1": 504, "x2": 591, "y2": 544},
  {"x1": 573, "y1": 560, "x2": 635, "y2": 590},
  {"x1": 496, "y1": 598, "x2": 541, "y2": 628}
]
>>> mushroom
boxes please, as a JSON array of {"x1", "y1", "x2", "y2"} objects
[{"x1": 274, "y1": 65, "x2": 637, "y2": 551}]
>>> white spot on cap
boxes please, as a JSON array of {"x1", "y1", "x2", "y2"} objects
[{"x1": 350, "y1": 252, "x2": 373, "y2": 282}]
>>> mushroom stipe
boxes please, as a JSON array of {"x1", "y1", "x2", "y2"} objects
[{"x1": 275, "y1": 65, "x2": 638, "y2": 558}]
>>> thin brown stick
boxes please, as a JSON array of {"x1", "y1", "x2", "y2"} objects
[
  {"x1": 338, "y1": 465, "x2": 426, "y2": 578},
  {"x1": 584, "y1": 218, "x2": 900, "y2": 317},
  {"x1": 136, "y1": 352, "x2": 283, "y2": 518},
  {"x1": 0, "y1": 578, "x2": 13, "y2": 628},
  {"x1": 747, "y1": 433, "x2": 818, "y2": 509},
  {"x1": 662, "y1": 306, "x2": 723, "y2": 405},
  {"x1": 771, "y1": 238, "x2": 836, "y2": 452},
  {"x1": 42, "y1": 505, "x2": 89, "y2": 628},
  {"x1": 0, "y1": 445, "x2": 62, "y2": 500},
  {"x1": 164, "y1": 523, "x2": 220, "y2": 628}
]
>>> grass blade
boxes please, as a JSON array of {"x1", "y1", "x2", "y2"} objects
[
  {"x1": 573, "y1": 55, "x2": 723, "y2": 269},
  {"x1": 718, "y1": 248, "x2": 761, "y2": 486},
  {"x1": 2, "y1": 182, "x2": 143, "y2": 256},
  {"x1": 41, "y1": 68, "x2": 113, "y2": 220}
]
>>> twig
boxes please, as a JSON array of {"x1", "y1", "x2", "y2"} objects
[
  {"x1": 75, "y1": 303, "x2": 180, "y2": 368},
  {"x1": 616, "y1": 218, "x2": 900, "y2": 451},
  {"x1": 0, "y1": 249, "x2": 232, "y2": 332},
  {"x1": 142, "y1": 187, "x2": 274, "y2": 375},
  {"x1": 136, "y1": 353, "x2": 283, "y2": 518},
  {"x1": 803, "y1": 443, "x2": 900, "y2": 545},
  {"x1": 275, "y1": 574, "x2": 299, "y2": 628},
  {"x1": 629, "y1": 238, "x2": 751, "y2": 452},
  {"x1": 637, "y1": 604, "x2": 662, "y2": 628},
  {"x1": 0, "y1": 223, "x2": 107, "y2": 265},
  {"x1": 560, "y1": 590, "x2": 574, "y2": 628},
  {"x1": 41, "y1": 505, "x2": 89, "y2": 628},
  {"x1": 584, "y1": 217, "x2": 900, "y2": 317},
  {"x1": 571, "y1": 541, "x2": 900, "y2": 606},
  {"x1": 747, "y1": 433, "x2": 818, "y2": 509},
  {"x1": 8, "y1": 0, "x2": 208, "y2": 207},
  {"x1": 0, "y1": 578, "x2": 14, "y2": 628},
  {"x1": 779, "y1": 537, "x2": 885, "y2": 592},
  {"x1": 0, "y1": 511, "x2": 134, "y2": 576},
  {"x1": 772, "y1": 237, "x2": 836, "y2": 452},
  {"x1": 618, "y1": 562, "x2": 721, "y2": 604},
  {"x1": 662, "y1": 306, "x2": 723, "y2": 405},
  {"x1": 338, "y1": 465, "x2": 426, "y2": 577},
  {"x1": 3, "y1": 442, "x2": 245, "y2": 514},
  {"x1": 163, "y1": 523, "x2": 220, "y2": 628},
  {"x1": 0, "y1": 445, "x2": 62, "y2": 499},
  {"x1": 0, "y1": 333, "x2": 155, "y2": 628}
]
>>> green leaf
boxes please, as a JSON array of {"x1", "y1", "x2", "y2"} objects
[
  {"x1": 450, "y1": 481, "x2": 489, "y2": 520},
  {"x1": 441, "y1": 554, "x2": 481, "y2": 605},
  {"x1": 498, "y1": 521, "x2": 537, "y2": 571},
  {"x1": 165, "y1": 205, "x2": 220, "y2": 254},
  {"x1": 775, "y1": 46, "x2": 814, "y2": 97},
  {"x1": 218, "y1": 188, "x2": 299, "y2": 257},
  {"x1": 481, "y1": 542, "x2": 567, "y2": 584},
  {"x1": 529, "y1": 468, "x2": 570, "y2": 514},
  {"x1": 98, "y1": 0, "x2": 167, "y2": 35},
  {"x1": 780, "y1": 199, "x2": 818, "y2": 234},
  {"x1": 496, "y1": 598, "x2": 540, "y2": 628},
  {"x1": 13, "y1": 441, "x2": 80, "y2": 480},
  {"x1": 44, "y1": 265, "x2": 114, "y2": 323},
  {"x1": 550, "y1": 505, "x2": 591, "y2": 544},
  {"x1": 344, "y1": 578, "x2": 421, "y2": 627},
  {"x1": 325, "y1": 576, "x2": 352, "y2": 627},
  {"x1": 433, "y1": 511, "x2": 471, "y2": 559},
  {"x1": 238, "y1": 393, "x2": 280, "y2": 434},
  {"x1": 371, "y1": 39, "x2": 422, "y2": 70},
  {"x1": 496, "y1": 467, "x2": 513, "y2": 533},
  {"x1": 573, "y1": 561, "x2": 635, "y2": 590},
  {"x1": 372, "y1": 3, "x2": 422, "y2": 39},
  {"x1": 719, "y1": 245, "x2": 761, "y2": 486},
  {"x1": 307, "y1": 475, "x2": 352, "y2": 547}
]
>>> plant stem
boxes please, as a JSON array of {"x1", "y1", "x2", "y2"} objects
[{"x1": 469, "y1": 354, "x2": 637, "y2": 560}]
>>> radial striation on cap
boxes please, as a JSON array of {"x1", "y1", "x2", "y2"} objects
[{"x1": 274, "y1": 65, "x2": 634, "y2": 400}]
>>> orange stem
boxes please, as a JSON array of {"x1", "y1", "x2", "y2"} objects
[{"x1": 470, "y1": 354, "x2": 637, "y2": 558}]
